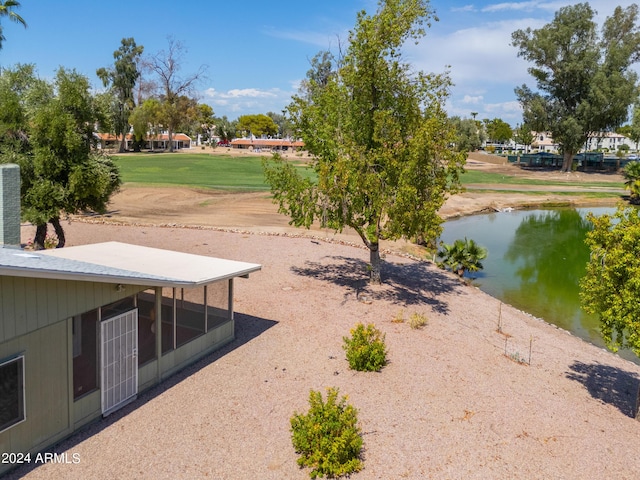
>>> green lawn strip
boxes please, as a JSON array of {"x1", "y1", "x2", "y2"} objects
[
  {"x1": 113, "y1": 153, "x2": 621, "y2": 193},
  {"x1": 113, "y1": 153, "x2": 315, "y2": 190},
  {"x1": 465, "y1": 188, "x2": 621, "y2": 199},
  {"x1": 462, "y1": 169, "x2": 622, "y2": 188}
]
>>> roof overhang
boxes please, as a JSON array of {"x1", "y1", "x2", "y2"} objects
[{"x1": 0, "y1": 241, "x2": 261, "y2": 288}]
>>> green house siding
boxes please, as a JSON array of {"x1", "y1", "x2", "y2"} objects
[
  {"x1": 0, "y1": 321, "x2": 69, "y2": 458},
  {"x1": 0, "y1": 276, "x2": 146, "y2": 343}
]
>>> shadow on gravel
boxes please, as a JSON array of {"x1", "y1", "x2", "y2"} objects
[
  {"x1": 5, "y1": 312, "x2": 277, "y2": 480},
  {"x1": 290, "y1": 255, "x2": 463, "y2": 314},
  {"x1": 566, "y1": 361, "x2": 640, "y2": 418}
]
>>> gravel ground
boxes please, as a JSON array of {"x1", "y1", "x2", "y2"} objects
[{"x1": 8, "y1": 219, "x2": 640, "y2": 480}]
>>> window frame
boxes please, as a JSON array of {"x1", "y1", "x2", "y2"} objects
[{"x1": 0, "y1": 354, "x2": 26, "y2": 433}]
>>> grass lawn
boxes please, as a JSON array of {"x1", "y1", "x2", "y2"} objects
[
  {"x1": 113, "y1": 152, "x2": 622, "y2": 194},
  {"x1": 461, "y1": 169, "x2": 622, "y2": 188},
  {"x1": 114, "y1": 153, "x2": 276, "y2": 190}
]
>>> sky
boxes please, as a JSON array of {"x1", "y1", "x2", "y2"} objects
[{"x1": 1, "y1": 0, "x2": 638, "y2": 127}]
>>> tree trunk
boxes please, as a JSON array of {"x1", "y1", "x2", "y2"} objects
[
  {"x1": 50, "y1": 217, "x2": 66, "y2": 248},
  {"x1": 33, "y1": 223, "x2": 47, "y2": 250},
  {"x1": 369, "y1": 244, "x2": 382, "y2": 285},
  {"x1": 119, "y1": 136, "x2": 126, "y2": 153},
  {"x1": 561, "y1": 151, "x2": 574, "y2": 172},
  {"x1": 168, "y1": 127, "x2": 174, "y2": 153}
]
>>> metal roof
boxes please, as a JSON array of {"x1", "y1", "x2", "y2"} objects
[{"x1": 0, "y1": 241, "x2": 261, "y2": 287}]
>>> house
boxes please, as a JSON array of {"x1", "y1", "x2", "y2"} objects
[
  {"x1": 230, "y1": 138, "x2": 304, "y2": 152},
  {"x1": 0, "y1": 164, "x2": 260, "y2": 475},
  {"x1": 94, "y1": 132, "x2": 193, "y2": 151},
  {"x1": 584, "y1": 131, "x2": 635, "y2": 152}
]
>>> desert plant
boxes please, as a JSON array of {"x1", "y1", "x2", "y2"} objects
[
  {"x1": 437, "y1": 237, "x2": 488, "y2": 277},
  {"x1": 343, "y1": 323, "x2": 387, "y2": 372},
  {"x1": 409, "y1": 312, "x2": 428, "y2": 329},
  {"x1": 290, "y1": 387, "x2": 363, "y2": 479},
  {"x1": 391, "y1": 309, "x2": 405, "y2": 323}
]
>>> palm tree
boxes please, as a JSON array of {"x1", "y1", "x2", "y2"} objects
[
  {"x1": 623, "y1": 161, "x2": 640, "y2": 204},
  {"x1": 0, "y1": 0, "x2": 26, "y2": 50},
  {"x1": 437, "y1": 238, "x2": 488, "y2": 278}
]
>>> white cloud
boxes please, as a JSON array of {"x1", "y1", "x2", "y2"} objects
[
  {"x1": 451, "y1": 5, "x2": 477, "y2": 13},
  {"x1": 462, "y1": 95, "x2": 484, "y2": 104},
  {"x1": 201, "y1": 87, "x2": 294, "y2": 118}
]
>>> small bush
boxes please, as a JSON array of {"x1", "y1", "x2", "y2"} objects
[
  {"x1": 290, "y1": 387, "x2": 363, "y2": 479},
  {"x1": 391, "y1": 309, "x2": 405, "y2": 323},
  {"x1": 409, "y1": 312, "x2": 428, "y2": 329},
  {"x1": 343, "y1": 323, "x2": 387, "y2": 372}
]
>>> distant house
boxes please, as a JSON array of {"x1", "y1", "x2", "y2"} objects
[
  {"x1": 0, "y1": 164, "x2": 260, "y2": 475},
  {"x1": 94, "y1": 132, "x2": 193, "y2": 151},
  {"x1": 584, "y1": 131, "x2": 635, "y2": 152},
  {"x1": 530, "y1": 131, "x2": 559, "y2": 153},
  {"x1": 230, "y1": 138, "x2": 304, "y2": 152}
]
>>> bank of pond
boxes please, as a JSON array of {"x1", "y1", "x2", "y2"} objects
[{"x1": 440, "y1": 206, "x2": 640, "y2": 364}]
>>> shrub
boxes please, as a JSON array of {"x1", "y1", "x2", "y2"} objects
[
  {"x1": 409, "y1": 312, "x2": 428, "y2": 329},
  {"x1": 290, "y1": 387, "x2": 363, "y2": 479},
  {"x1": 343, "y1": 323, "x2": 387, "y2": 372}
]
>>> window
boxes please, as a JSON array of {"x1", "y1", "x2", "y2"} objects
[
  {"x1": 73, "y1": 309, "x2": 98, "y2": 399},
  {"x1": 137, "y1": 290, "x2": 157, "y2": 365},
  {"x1": 0, "y1": 355, "x2": 25, "y2": 433}
]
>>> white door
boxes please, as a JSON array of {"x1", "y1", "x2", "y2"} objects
[{"x1": 101, "y1": 309, "x2": 138, "y2": 416}]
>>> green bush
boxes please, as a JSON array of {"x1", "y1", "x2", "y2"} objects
[
  {"x1": 290, "y1": 387, "x2": 363, "y2": 479},
  {"x1": 343, "y1": 323, "x2": 387, "y2": 372}
]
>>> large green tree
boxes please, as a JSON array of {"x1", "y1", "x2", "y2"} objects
[
  {"x1": 129, "y1": 98, "x2": 162, "y2": 151},
  {"x1": 512, "y1": 3, "x2": 640, "y2": 172},
  {"x1": 263, "y1": 0, "x2": 465, "y2": 283},
  {"x1": 450, "y1": 116, "x2": 485, "y2": 152},
  {"x1": 0, "y1": 66, "x2": 121, "y2": 249},
  {"x1": 580, "y1": 206, "x2": 640, "y2": 355},
  {"x1": 484, "y1": 118, "x2": 513, "y2": 144},
  {"x1": 96, "y1": 38, "x2": 144, "y2": 153},
  {"x1": 0, "y1": 0, "x2": 26, "y2": 51},
  {"x1": 237, "y1": 114, "x2": 278, "y2": 138}
]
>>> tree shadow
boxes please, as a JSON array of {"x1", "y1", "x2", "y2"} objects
[
  {"x1": 5, "y1": 312, "x2": 277, "y2": 479},
  {"x1": 566, "y1": 361, "x2": 640, "y2": 418},
  {"x1": 290, "y1": 255, "x2": 462, "y2": 314}
]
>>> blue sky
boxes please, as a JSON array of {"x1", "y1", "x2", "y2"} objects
[{"x1": 1, "y1": 1, "x2": 638, "y2": 126}]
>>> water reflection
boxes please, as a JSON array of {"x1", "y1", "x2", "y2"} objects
[{"x1": 440, "y1": 207, "x2": 639, "y2": 363}]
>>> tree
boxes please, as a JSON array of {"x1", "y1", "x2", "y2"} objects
[
  {"x1": 0, "y1": 66, "x2": 121, "y2": 249},
  {"x1": 512, "y1": 3, "x2": 640, "y2": 172},
  {"x1": 484, "y1": 117, "x2": 513, "y2": 144},
  {"x1": 96, "y1": 38, "x2": 144, "y2": 153},
  {"x1": 513, "y1": 123, "x2": 535, "y2": 153},
  {"x1": 236, "y1": 113, "x2": 278, "y2": 138},
  {"x1": 266, "y1": 111, "x2": 294, "y2": 138},
  {"x1": 580, "y1": 206, "x2": 640, "y2": 355},
  {"x1": 623, "y1": 160, "x2": 640, "y2": 203},
  {"x1": 214, "y1": 116, "x2": 236, "y2": 144},
  {"x1": 450, "y1": 116, "x2": 484, "y2": 152},
  {"x1": 263, "y1": 0, "x2": 465, "y2": 284},
  {"x1": 437, "y1": 238, "x2": 487, "y2": 277},
  {"x1": 196, "y1": 103, "x2": 215, "y2": 144},
  {"x1": 129, "y1": 98, "x2": 162, "y2": 151},
  {"x1": 0, "y1": 0, "x2": 26, "y2": 51},
  {"x1": 143, "y1": 37, "x2": 207, "y2": 152},
  {"x1": 629, "y1": 103, "x2": 640, "y2": 151}
]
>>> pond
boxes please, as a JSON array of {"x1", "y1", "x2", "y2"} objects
[{"x1": 440, "y1": 206, "x2": 640, "y2": 364}]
